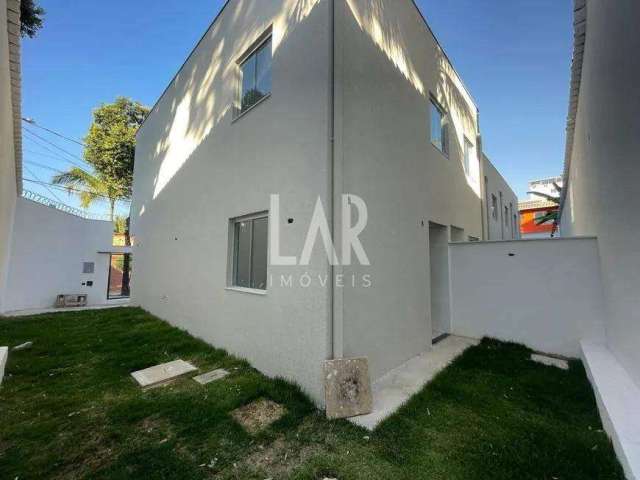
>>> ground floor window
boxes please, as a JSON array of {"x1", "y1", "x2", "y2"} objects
[
  {"x1": 108, "y1": 253, "x2": 131, "y2": 299},
  {"x1": 231, "y1": 213, "x2": 268, "y2": 290}
]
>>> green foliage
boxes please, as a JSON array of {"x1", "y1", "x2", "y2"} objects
[
  {"x1": 0, "y1": 309, "x2": 623, "y2": 479},
  {"x1": 51, "y1": 167, "x2": 119, "y2": 220},
  {"x1": 113, "y1": 215, "x2": 128, "y2": 234},
  {"x1": 20, "y1": 0, "x2": 45, "y2": 38},
  {"x1": 84, "y1": 97, "x2": 149, "y2": 199}
]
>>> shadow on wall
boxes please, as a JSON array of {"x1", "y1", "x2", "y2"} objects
[
  {"x1": 345, "y1": 0, "x2": 480, "y2": 198},
  {"x1": 138, "y1": 0, "x2": 323, "y2": 207}
]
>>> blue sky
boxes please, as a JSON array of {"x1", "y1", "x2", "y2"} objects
[{"x1": 21, "y1": 0, "x2": 572, "y2": 216}]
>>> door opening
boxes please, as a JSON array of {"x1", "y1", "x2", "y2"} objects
[{"x1": 429, "y1": 222, "x2": 451, "y2": 341}]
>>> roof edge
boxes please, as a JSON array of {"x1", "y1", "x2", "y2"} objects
[
  {"x1": 559, "y1": 0, "x2": 587, "y2": 217},
  {"x1": 7, "y1": 0, "x2": 22, "y2": 193}
]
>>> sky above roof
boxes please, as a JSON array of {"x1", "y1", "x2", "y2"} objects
[{"x1": 21, "y1": 0, "x2": 572, "y2": 216}]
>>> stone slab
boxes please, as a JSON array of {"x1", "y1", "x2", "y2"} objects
[
  {"x1": 324, "y1": 357, "x2": 372, "y2": 420},
  {"x1": 0, "y1": 347, "x2": 8, "y2": 385},
  {"x1": 531, "y1": 353, "x2": 569, "y2": 370},
  {"x1": 193, "y1": 368, "x2": 230, "y2": 385},
  {"x1": 131, "y1": 360, "x2": 197, "y2": 388}
]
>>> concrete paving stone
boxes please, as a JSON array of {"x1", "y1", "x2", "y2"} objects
[{"x1": 131, "y1": 359, "x2": 198, "y2": 388}]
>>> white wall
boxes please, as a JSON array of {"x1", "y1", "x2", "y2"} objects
[
  {"x1": 3, "y1": 198, "x2": 114, "y2": 312},
  {"x1": 483, "y1": 154, "x2": 520, "y2": 241},
  {"x1": 450, "y1": 238, "x2": 606, "y2": 357},
  {"x1": 560, "y1": 0, "x2": 640, "y2": 387},
  {"x1": 131, "y1": 0, "x2": 333, "y2": 404},
  {"x1": 334, "y1": 0, "x2": 485, "y2": 382},
  {"x1": 0, "y1": 0, "x2": 17, "y2": 313}
]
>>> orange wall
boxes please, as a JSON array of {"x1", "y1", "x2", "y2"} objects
[{"x1": 520, "y1": 206, "x2": 558, "y2": 235}]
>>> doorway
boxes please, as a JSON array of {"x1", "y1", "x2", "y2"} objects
[{"x1": 429, "y1": 223, "x2": 451, "y2": 340}]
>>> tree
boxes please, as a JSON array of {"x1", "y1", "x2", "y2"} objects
[
  {"x1": 52, "y1": 167, "x2": 121, "y2": 221},
  {"x1": 52, "y1": 97, "x2": 148, "y2": 220},
  {"x1": 84, "y1": 97, "x2": 149, "y2": 200},
  {"x1": 20, "y1": 0, "x2": 45, "y2": 38},
  {"x1": 528, "y1": 182, "x2": 562, "y2": 237}
]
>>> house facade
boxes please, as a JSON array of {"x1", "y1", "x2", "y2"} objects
[
  {"x1": 131, "y1": 0, "x2": 517, "y2": 405},
  {"x1": 559, "y1": 0, "x2": 640, "y2": 477},
  {"x1": 482, "y1": 154, "x2": 519, "y2": 241},
  {"x1": 519, "y1": 199, "x2": 558, "y2": 239}
]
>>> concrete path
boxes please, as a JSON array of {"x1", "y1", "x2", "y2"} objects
[
  {"x1": 2, "y1": 301, "x2": 130, "y2": 317},
  {"x1": 349, "y1": 335, "x2": 479, "y2": 430}
]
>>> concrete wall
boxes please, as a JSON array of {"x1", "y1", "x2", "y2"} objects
[
  {"x1": 131, "y1": 0, "x2": 333, "y2": 404},
  {"x1": 0, "y1": 0, "x2": 17, "y2": 313},
  {"x1": 560, "y1": 0, "x2": 640, "y2": 387},
  {"x1": 3, "y1": 198, "x2": 114, "y2": 312},
  {"x1": 450, "y1": 238, "x2": 606, "y2": 357},
  {"x1": 483, "y1": 154, "x2": 520, "y2": 241},
  {"x1": 334, "y1": 0, "x2": 485, "y2": 381}
]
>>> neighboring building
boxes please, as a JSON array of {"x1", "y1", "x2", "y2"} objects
[
  {"x1": 0, "y1": 0, "x2": 128, "y2": 314},
  {"x1": 483, "y1": 154, "x2": 520, "y2": 241},
  {"x1": 519, "y1": 199, "x2": 558, "y2": 239},
  {"x1": 559, "y1": 0, "x2": 640, "y2": 477},
  {"x1": 527, "y1": 176, "x2": 562, "y2": 201},
  {"x1": 131, "y1": 0, "x2": 517, "y2": 405},
  {"x1": 0, "y1": 0, "x2": 20, "y2": 314}
]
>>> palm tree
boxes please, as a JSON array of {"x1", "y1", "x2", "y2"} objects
[
  {"x1": 528, "y1": 181, "x2": 562, "y2": 237},
  {"x1": 52, "y1": 167, "x2": 122, "y2": 220}
]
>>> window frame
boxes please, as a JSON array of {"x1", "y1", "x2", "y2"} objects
[
  {"x1": 491, "y1": 194, "x2": 498, "y2": 220},
  {"x1": 429, "y1": 96, "x2": 449, "y2": 157},
  {"x1": 235, "y1": 30, "x2": 273, "y2": 119},
  {"x1": 228, "y1": 211, "x2": 269, "y2": 293},
  {"x1": 463, "y1": 137, "x2": 474, "y2": 176}
]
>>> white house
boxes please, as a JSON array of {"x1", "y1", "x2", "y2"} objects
[
  {"x1": 0, "y1": 0, "x2": 127, "y2": 315},
  {"x1": 559, "y1": 0, "x2": 640, "y2": 477},
  {"x1": 131, "y1": 0, "x2": 518, "y2": 405}
]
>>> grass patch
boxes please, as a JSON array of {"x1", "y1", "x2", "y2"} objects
[{"x1": 0, "y1": 308, "x2": 624, "y2": 479}]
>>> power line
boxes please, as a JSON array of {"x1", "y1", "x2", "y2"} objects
[
  {"x1": 22, "y1": 126, "x2": 91, "y2": 166},
  {"x1": 21, "y1": 117, "x2": 86, "y2": 147},
  {"x1": 25, "y1": 160, "x2": 66, "y2": 174},
  {"x1": 24, "y1": 165, "x2": 65, "y2": 203},
  {"x1": 23, "y1": 132, "x2": 90, "y2": 170},
  {"x1": 23, "y1": 178, "x2": 131, "y2": 204}
]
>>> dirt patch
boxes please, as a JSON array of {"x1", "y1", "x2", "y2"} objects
[
  {"x1": 231, "y1": 398, "x2": 286, "y2": 434},
  {"x1": 233, "y1": 435, "x2": 325, "y2": 479}
]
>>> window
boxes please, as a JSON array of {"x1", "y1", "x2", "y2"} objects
[
  {"x1": 491, "y1": 194, "x2": 498, "y2": 220},
  {"x1": 232, "y1": 213, "x2": 268, "y2": 290},
  {"x1": 504, "y1": 207, "x2": 509, "y2": 227},
  {"x1": 82, "y1": 262, "x2": 95, "y2": 274},
  {"x1": 239, "y1": 36, "x2": 272, "y2": 114},
  {"x1": 430, "y1": 98, "x2": 449, "y2": 156},
  {"x1": 463, "y1": 138, "x2": 473, "y2": 176},
  {"x1": 108, "y1": 254, "x2": 131, "y2": 299}
]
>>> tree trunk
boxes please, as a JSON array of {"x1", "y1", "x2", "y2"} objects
[{"x1": 109, "y1": 199, "x2": 115, "y2": 222}]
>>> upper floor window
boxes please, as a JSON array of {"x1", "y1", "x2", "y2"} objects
[
  {"x1": 491, "y1": 194, "x2": 498, "y2": 220},
  {"x1": 239, "y1": 36, "x2": 272, "y2": 114},
  {"x1": 430, "y1": 98, "x2": 449, "y2": 156},
  {"x1": 463, "y1": 138, "x2": 473, "y2": 176}
]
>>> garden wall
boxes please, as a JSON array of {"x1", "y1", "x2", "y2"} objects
[{"x1": 449, "y1": 237, "x2": 606, "y2": 357}]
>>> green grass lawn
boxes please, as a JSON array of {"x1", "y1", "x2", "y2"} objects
[{"x1": 0, "y1": 307, "x2": 624, "y2": 479}]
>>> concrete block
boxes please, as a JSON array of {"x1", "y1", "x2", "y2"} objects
[
  {"x1": 131, "y1": 360, "x2": 197, "y2": 388},
  {"x1": 324, "y1": 357, "x2": 372, "y2": 420},
  {"x1": 0, "y1": 347, "x2": 8, "y2": 385},
  {"x1": 193, "y1": 368, "x2": 229, "y2": 385},
  {"x1": 531, "y1": 353, "x2": 569, "y2": 370}
]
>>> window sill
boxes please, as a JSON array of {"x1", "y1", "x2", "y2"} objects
[
  {"x1": 225, "y1": 286, "x2": 267, "y2": 296},
  {"x1": 430, "y1": 141, "x2": 449, "y2": 159},
  {"x1": 232, "y1": 94, "x2": 271, "y2": 124}
]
